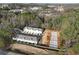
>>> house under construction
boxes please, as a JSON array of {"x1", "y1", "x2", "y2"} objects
[{"x1": 12, "y1": 26, "x2": 60, "y2": 49}]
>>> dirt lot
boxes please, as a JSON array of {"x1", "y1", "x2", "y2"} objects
[{"x1": 10, "y1": 43, "x2": 60, "y2": 55}]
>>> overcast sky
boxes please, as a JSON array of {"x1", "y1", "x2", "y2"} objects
[{"x1": 0, "y1": 0, "x2": 79, "y2": 3}]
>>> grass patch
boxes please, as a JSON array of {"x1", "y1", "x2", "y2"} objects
[
  {"x1": 72, "y1": 44, "x2": 79, "y2": 54},
  {"x1": 0, "y1": 39, "x2": 5, "y2": 48}
]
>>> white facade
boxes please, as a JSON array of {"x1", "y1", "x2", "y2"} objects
[
  {"x1": 9, "y1": 9, "x2": 24, "y2": 13},
  {"x1": 54, "y1": 6, "x2": 64, "y2": 12},
  {"x1": 13, "y1": 34, "x2": 38, "y2": 44},
  {"x1": 29, "y1": 7, "x2": 42, "y2": 11},
  {"x1": 22, "y1": 27, "x2": 43, "y2": 36},
  {"x1": 48, "y1": 5, "x2": 56, "y2": 8},
  {"x1": 12, "y1": 26, "x2": 43, "y2": 44}
]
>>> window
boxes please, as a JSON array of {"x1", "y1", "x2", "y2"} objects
[
  {"x1": 24, "y1": 36, "x2": 26, "y2": 39},
  {"x1": 30, "y1": 37, "x2": 32, "y2": 40}
]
